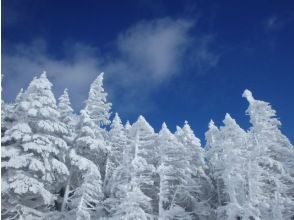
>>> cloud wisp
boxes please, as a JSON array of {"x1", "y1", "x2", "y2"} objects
[{"x1": 2, "y1": 17, "x2": 219, "y2": 114}]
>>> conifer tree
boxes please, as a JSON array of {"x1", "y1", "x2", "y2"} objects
[
  {"x1": 57, "y1": 89, "x2": 77, "y2": 212},
  {"x1": 69, "y1": 73, "x2": 112, "y2": 218},
  {"x1": 175, "y1": 121, "x2": 214, "y2": 220},
  {"x1": 78, "y1": 73, "x2": 112, "y2": 180},
  {"x1": 129, "y1": 116, "x2": 159, "y2": 216},
  {"x1": 158, "y1": 123, "x2": 191, "y2": 219},
  {"x1": 105, "y1": 119, "x2": 153, "y2": 219},
  {"x1": 207, "y1": 114, "x2": 256, "y2": 220},
  {"x1": 1, "y1": 73, "x2": 69, "y2": 219},
  {"x1": 58, "y1": 89, "x2": 75, "y2": 127},
  {"x1": 104, "y1": 113, "x2": 126, "y2": 197},
  {"x1": 243, "y1": 89, "x2": 294, "y2": 220},
  {"x1": 85, "y1": 72, "x2": 111, "y2": 127}
]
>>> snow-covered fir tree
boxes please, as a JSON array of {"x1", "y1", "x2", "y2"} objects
[
  {"x1": 1, "y1": 73, "x2": 69, "y2": 219},
  {"x1": 84, "y1": 72, "x2": 111, "y2": 127},
  {"x1": 56, "y1": 89, "x2": 78, "y2": 213},
  {"x1": 58, "y1": 88, "x2": 76, "y2": 128},
  {"x1": 158, "y1": 123, "x2": 192, "y2": 219},
  {"x1": 175, "y1": 121, "x2": 214, "y2": 220},
  {"x1": 243, "y1": 89, "x2": 294, "y2": 220},
  {"x1": 104, "y1": 113, "x2": 126, "y2": 197},
  {"x1": 69, "y1": 73, "x2": 112, "y2": 218},
  {"x1": 77, "y1": 73, "x2": 111, "y2": 180},
  {"x1": 206, "y1": 114, "x2": 257, "y2": 220},
  {"x1": 129, "y1": 116, "x2": 159, "y2": 217}
]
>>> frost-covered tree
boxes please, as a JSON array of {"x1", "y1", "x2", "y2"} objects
[
  {"x1": 85, "y1": 72, "x2": 111, "y2": 127},
  {"x1": 1, "y1": 89, "x2": 23, "y2": 137},
  {"x1": 69, "y1": 110, "x2": 105, "y2": 217},
  {"x1": 56, "y1": 89, "x2": 78, "y2": 213},
  {"x1": 206, "y1": 114, "x2": 258, "y2": 220},
  {"x1": 1, "y1": 73, "x2": 69, "y2": 219},
  {"x1": 76, "y1": 73, "x2": 112, "y2": 180},
  {"x1": 104, "y1": 118, "x2": 153, "y2": 219},
  {"x1": 175, "y1": 121, "x2": 214, "y2": 220},
  {"x1": 104, "y1": 113, "x2": 126, "y2": 196},
  {"x1": 69, "y1": 73, "x2": 112, "y2": 218},
  {"x1": 158, "y1": 123, "x2": 192, "y2": 219},
  {"x1": 58, "y1": 89, "x2": 76, "y2": 128},
  {"x1": 243, "y1": 89, "x2": 294, "y2": 220},
  {"x1": 66, "y1": 150, "x2": 103, "y2": 220},
  {"x1": 129, "y1": 116, "x2": 159, "y2": 217}
]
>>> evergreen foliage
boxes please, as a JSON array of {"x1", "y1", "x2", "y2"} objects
[{"x1": 1, "y1": 73, "x2": 293, "y2": 220}]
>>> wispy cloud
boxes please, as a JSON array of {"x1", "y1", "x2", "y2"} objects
[
  {"x1": 2, "y1": 17, "x2": 219, "y2": 114},
  {"x1": 264, "y1": 16, "x2": 283, "y2": 31},
  {"x1": 263, "y1": 14, "x2": 294, "y2": 32}
]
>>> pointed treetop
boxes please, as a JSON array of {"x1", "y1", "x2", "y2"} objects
[
  {"x1": 130, "y1": 115, "x2": 155, "y2": 135},
  {"x1": 159, "y1": 122, "x2": 174, "y2": 138},
  {"x1": 27, "y1": 72, "x2": 53, "y2": 91},
  {"x1": 183, "y1": 120, "x2": 192, "y2": 131},
  {"x1": 113, "y1": 112, "x2": 120, "y2": 120},
  {"x1": 99, "y1": 72, "x2": 104, "y2": 78},
  {"x1": 208, "y1": 119, "x2": 216, "y2": 129},
  {"x1": 138, "y1": 115, "x2": 146, "y2": 122},
  {"x1": 162, "y1": 122, "x2": 167, "y2": 129},
  {"x1": 242, "y1": 89, "x2": 255, "y2": 103},
  {"x1": 58, "y1": 88, "x2": 73, "y2": 113},
  {"x1": 41, "y1": 71, "x2": 47, "y2": 78},
  {"x1": 223, "y1": 113, "x2": 238, "y2": 127},
  {"x1": 92, "y1": 72, "x2": 105, "y2": 87},
  {"x1": 15, "y1": 88, "x2": 24, "y2": 103},
  {"x1": 59, "y1": 88, "x2": 70, "y2": 101},
  {"x1": 176, "y1": 125, "x2": 182, "y2": 133},
  {"x1": 111, "y1": 112, "x2": 123, "y2": 129},
  {"x1": 125, "y1": 120, "x2": 131, "y2": 130},
  {"x1": 224, "y1": 113, "x2": 234, "y2": 122},
  {"x1": 85, "y1": 72, "x2": 112, "y2": 126},
  {"x1": 160, "y1": 122, "x2": 169, "y2": 133},
  {"x1": 176, "y1": 120, "x2": 201, "y2": 147}
]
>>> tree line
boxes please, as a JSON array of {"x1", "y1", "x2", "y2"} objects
[{"x1": 1, "y1": 72, "x2": 294, "y2": 220}]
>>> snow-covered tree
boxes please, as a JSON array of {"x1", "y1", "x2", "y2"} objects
[
  {"x1": 1, "y1": 72, "x2": 69, "y2": 219},
  {"x1": 129, "y1": 116, "x2": 159, "y2": 217},
  {"x1": 56, "y1": 89, "x2": 78, "y2": 213},
  {"x1": 206, "y1": 113, "x2": 259, "y2": 220},
  {"x1": 243, "y1": 89, "x2": 294, "y2": 220},
  {"x1": 77, "y1": 73, "x2": 112, "y2": 180},
  {"x1": 175, "y1": 121, "x2": 214, "y2": 220},
  {"x1": 1, "y1": 89, "x2": 23, "y2": 137},
  {"x1": 58, "y1": 89, "x2": 75, "y2": 127},
  {"x1": 158, "y1": 123, "x2": 192, "y2": 219},
  {"x1": 104, "y1": 113, "x2": 126, "y2": 196},
  {"x1": 85, "y1": 72, "x2": 111, "y2": 127},
  {"x1": 67, "y1": 149, "x2": 103, "y2": 219},
  {"x1": 105, "y1": 119, "x2": 153, "y2": 219},
  {"x1": 69, "y1": 73, "x2": 112, "y2": 218},
  {"x1": 69, "y1": 110, "x2": 105, "y2": 216}
]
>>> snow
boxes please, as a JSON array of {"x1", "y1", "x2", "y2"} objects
[{"x1": 1, "y1": 72, "x2": 293, "y2": 220}]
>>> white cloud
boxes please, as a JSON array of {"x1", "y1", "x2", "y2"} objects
[
  {"x1": 2, "y1": 17, "x2": 219, "y2": 114},
  {"x1": 116, "y1": 18, "x2": 193, "y2": 81},
  {"x1": 263, "y1": 14, "x2": 294, "y2": 32}
]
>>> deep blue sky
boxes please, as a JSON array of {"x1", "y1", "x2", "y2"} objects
[{"x1": 2, "y1": 0, "x2": 294, "y2": 143}]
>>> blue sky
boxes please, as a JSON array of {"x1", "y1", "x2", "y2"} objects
[{"x1": 2, "y1": 0, "x2": 294, "y2": 142}]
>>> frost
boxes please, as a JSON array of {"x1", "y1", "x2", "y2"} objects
[
  {"x1": 2, "y1": 73, "x2": 293, "y2": 220},
  {"x1": 28, "y1": 108, "x2": 38, "y2": 117},
  {"x1": 8, "y1": 174, "x2": 55, "y2": 205}
]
